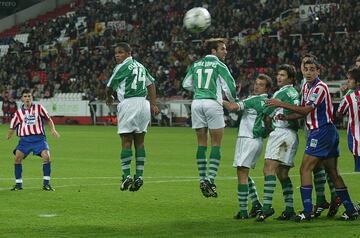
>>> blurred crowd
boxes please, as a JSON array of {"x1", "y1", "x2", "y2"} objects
[{"x1": 0, "y1": 0, "x2": 359, "y2": 101}]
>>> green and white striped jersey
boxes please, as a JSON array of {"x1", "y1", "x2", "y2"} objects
[
  {"x1": 182, "y1": 55, "x2": 238, "y2": 104},
  {"x1": 264, "y1": 84, "x2": 300, "y2": 131},
  {"x1": 238, "y1": 93, "x2": 268, "y2": 138},
  {"x1": 107, "y1": 57, "x2": 155, "y2": 101}
]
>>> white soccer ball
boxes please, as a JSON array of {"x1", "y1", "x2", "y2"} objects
[{"x1": 183, "y1": 7, "x2": 211, "y2": 33}]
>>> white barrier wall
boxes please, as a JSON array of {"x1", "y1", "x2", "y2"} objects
[
  {"x1": 0, "y1": 99, "x2": 190, "y2": 117},
  {"x1": 0, "y1": 100, "x2": 90, "y2": 117},
  {"x1": 40, "y1": 99, "x2": 91, "y2": 116}
]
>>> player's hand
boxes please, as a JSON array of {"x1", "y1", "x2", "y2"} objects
[
  {"x1": 151, "y1": 104, "x2": 159, "y2": 115},
  {"x1": 223, "y1": 101, "x2": 239, "y2": 112},
  {"x1": 275, "y1": 114, "x2": 286, "y2": 120},
  {"x1": 106, "y1": 96, "x2": 114, "y2": 106},
  {"x1": 51, "y1": 129, "x2": 60, "y2": 138},
  {"x1": 340, "y1": 84, "x2": 348, "y2": 92},
  {"x1": 6, "y1": 129, "x2": 14, "y2": 140},
  {"x1": 266, "y1": 98, "x2": 282, "y2": 107}
]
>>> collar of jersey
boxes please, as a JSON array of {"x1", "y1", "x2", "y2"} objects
[
  {"x1": 119, "y1": 56, "x2": 133, "y2": 66},
  {"x1": 279, "y1": 84, "x2": 293, "y2": 90},
  {"x1": 21, "y1": 103, "x2": 34, "y2": 111},
  {"x1": 306, "y1": 77, "x2": 320, "y2": 89},
  {"x1": 205, "y1": 55, "x2": 219, "y2": 60}
]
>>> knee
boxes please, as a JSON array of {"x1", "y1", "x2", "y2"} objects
[
  {"x1": 263, "y1": 163, "x2": 274, "y2": 176},
  {"x1": 277, "y1": 172, "x2": 288, "y2": 181},
  {"x1": 122, "y1": 141, "x2": 132, "y2": 149},
  {"x1": 135, "y1": 142, "x2": 145, "y2": 149},
  {"x1": 41, "y1": 153, "x2": 50, "y2": 162},
  {"x1": 14, "y1": 157, "x2": 22, "y2": 164}
]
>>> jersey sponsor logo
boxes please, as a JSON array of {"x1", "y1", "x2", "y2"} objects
[
  {"x1": 310, "y1": 139, "x2": 318, "y2": 148},
  {"x1": 287, "y1": 91, "x2": 298, "y2": 98},
  {"x1": 24, "y1": 114, "x2": 36, "y2": 125}
]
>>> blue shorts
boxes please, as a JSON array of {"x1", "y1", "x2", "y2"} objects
[
  {"x1": 305, "y1": 123, "x2": 339, "y2": 159},
  {"x1": 14, "y1": 135, "x2": 49, "y2": 158}
]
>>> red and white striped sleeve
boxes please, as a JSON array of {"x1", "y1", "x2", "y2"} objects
[
  {"x1": 307, "y1": 85, "x2": 326, "y2": 108},
  {"x1": 9, "y1": 110, "x2": 20, "y2": 129},
  {"x1": 337, "y1": 95, "x2": 349, "y2": 115},
  {"x1": 39, "y1": 104, "x2": 50, "y2": 120}
]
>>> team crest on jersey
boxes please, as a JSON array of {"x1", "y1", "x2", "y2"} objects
[{"x1": 309, "y1": 93, "x2": 319, "y2": 101}]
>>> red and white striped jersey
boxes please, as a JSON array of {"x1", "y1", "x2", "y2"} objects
[
  {"x1": 10, "y1": 103, "x2": 50, "y2": 137},
  {"x1": 338, "y1": 89, "x2": 360, "y2": 155},
  {"x1": 301, "y1": 78, "x2": 334, "y2": 130}
]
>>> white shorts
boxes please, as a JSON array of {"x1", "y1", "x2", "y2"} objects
[
  {"x1": 233, "y1": 137, "x2": 263, "y2": 169},
  {"x1": 191, "y1": 99, "x2": 224, "y2": 129},
  {"x1": 117, "y1": 97, "x2": 150, "y2": 134},
  {"x1": 264, "y1": 128, "x2": 298, "y2": 167}
]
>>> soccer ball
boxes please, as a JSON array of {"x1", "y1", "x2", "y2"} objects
[{"x1": 183, "y1": 7, "x2": 211, "y2": 33}]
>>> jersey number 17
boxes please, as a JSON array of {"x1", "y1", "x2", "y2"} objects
[{"x1": 196, "y1": 68, "x2": 213, "y2": 89}]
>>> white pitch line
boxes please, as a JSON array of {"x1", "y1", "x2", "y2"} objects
[
  {"x1": 0, "y1": 172, "x2": 359, "y2": 191},
  {"x1": 0, "y1": 171, "x2": 359, "y2": 181},
  {"x1": 38, "y1": 214, "x2": 57, "y2": 218}
]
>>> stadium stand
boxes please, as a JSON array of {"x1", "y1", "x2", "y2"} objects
[{"x1": 0, "y1": 0, "x2": 359, "y2": 102}]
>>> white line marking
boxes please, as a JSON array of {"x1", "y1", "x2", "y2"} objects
[
  {"x1": 38, "y1": 214, "x2": 57, "y2": 218},
  {"x1": 0, "y1": 172, "x2": 359, "y2": 191},
  {"x1": 0, "y1": 171, "x2": 359, "y2": 181}
]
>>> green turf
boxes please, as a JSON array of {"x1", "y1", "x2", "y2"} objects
[{"x1": 0, "y1": 125, "x2": 359, "y2": 238}]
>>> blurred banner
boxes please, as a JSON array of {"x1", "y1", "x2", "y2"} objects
[{"x1": 299, "y1": 3, "x2": 339, "y2": 20}]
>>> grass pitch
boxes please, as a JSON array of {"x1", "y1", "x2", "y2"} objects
[{"x1": 0, "y1": 125, "x2": 359, "y2": 238}]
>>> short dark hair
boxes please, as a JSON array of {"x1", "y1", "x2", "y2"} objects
[
  {"x1": 302, "y1": 53, "x2": 317, "y2": 61},
  {"x1": 204, "y1": 38, "x2": 227, "y2": 54},
  {"x1": 21, "y1": 88, "x2": 31, "y2": 96},
  {"x1": 303, "y1": 58, "x2": 321, "y2": 69},
  {"x1": 356, "y1": 55, "x2": 360, "y2": 63},
  {"x1": 116, "y1": 42, "x2": 131, "y2": 53},
  {"x1": 278, "y1": 64, "x2": 296, "y2": 80},
  {"x1": 257, "y1": 74, "x2": 273, "y2": 89},
  {"x1": 348, "y1": 66, "x2": 360, "y2": 83}
]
